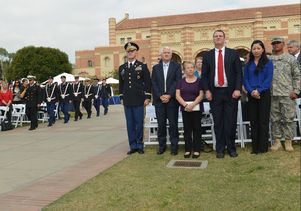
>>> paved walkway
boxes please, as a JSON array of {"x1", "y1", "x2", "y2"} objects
[{"x1": 0, "y1": 105, "x2": 128, "y2": 211}]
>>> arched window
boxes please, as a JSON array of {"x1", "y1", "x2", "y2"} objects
[
  {"x1": 88, "y1": 60, "x2": 93, "y2": 67},
  {"x1": 104, "y1": 57, "x2": 110, "y2": 67}
]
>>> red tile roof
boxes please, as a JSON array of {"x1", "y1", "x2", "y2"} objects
[{"x1": 116, "y1": 4, "x2": 300, "y2": 30}]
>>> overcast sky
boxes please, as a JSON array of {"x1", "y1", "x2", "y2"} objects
[{"x1": 1, "y1": 0, "x2": 299, "y2": 63}]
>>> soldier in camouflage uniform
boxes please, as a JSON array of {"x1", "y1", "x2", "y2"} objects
[{"x1": 270, "y1": 37, "x2": 301, "y2": 152}]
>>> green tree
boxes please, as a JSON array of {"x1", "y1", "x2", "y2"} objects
[{"x1": 7, "y1": 46, "x2": 72, "y2": 82}]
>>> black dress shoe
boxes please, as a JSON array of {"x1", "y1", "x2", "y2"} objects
[
  {"x1": 47, "y1": 123, "x2": 53, "y2": 127},
  {"x1": 157, "y1": 148, "x2": 166, "y2": 155},
  {"x1": 192, "y1": 152, "x2": 200, "y2": 159},
  {"x1": 79, "y1": 114, "x2": 83, "y2": 120},
  {"x1": 127, "y1": 149, "x2": 137, "y2": 155},
  {"x1": 137, "y1": 149, "x2": 144, "y2": 154},
  {"x1": 171, "y1": 151, "x2": 178, "y2": 156},
  {"x1": 229, "y1": 151, "x2": 238, "y2": 158},
  {"x1": 184, "y1": 152, "x2": 191, "y2": 158},
  {"x1": 74, "y1": 119, "x2": 78, "y2": 121},
  {"x1": 250, "y1": 151, "x2": 258, "y2": 154},
  {"x1": 28, "y1": 127, "x2": 36, "y2": 131},
  {"x1": 216, "y1": 153, "x2": 224, "y2": 159}
]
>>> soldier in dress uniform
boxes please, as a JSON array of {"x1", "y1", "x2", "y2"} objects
[
  {"x1": 119, "y1": 42, "x2": 152, "y2": 155},
  {"x1": 59, "y1": 75, "x2": 72, "y2": 123},
  {"x1": 269, "y1": 37, "x2": 301, "y2": 152},
  {"x1": 24, "y1": 75, "x2": 41, "y2": 130},
  {"x1": 44, "y1": 76, "x2": 59, "y2": 126},
  {"x1": 72, "y1": 75, "x2": 84, "y2": 121},
  {"x1": 93, "y1": 78, "x2": 102, "y2": 117},
  {"x1": 100, "y1": 78, "x2": 112, "y2": 115},
  {"x1": 82, "y1": 78, "x2": 94, "y2": 118}
]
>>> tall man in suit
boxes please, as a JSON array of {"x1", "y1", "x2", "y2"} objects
[
  {"x1": 202, "y1": 29, "x2": 242, "y2": 159},
  {"x1": 119, "y1": 42, "x2": 152, "y2": 155},
  {"x1": 152, "y1": 46, "x2": 182, "y2": 155}
]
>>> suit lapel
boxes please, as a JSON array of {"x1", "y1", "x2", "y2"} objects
[
  {"x1": 166, "y1": 61, "x2": 173, "y2": 82},
  {"x1": 224, "y1": 48, "x2": 229, "y2": 74}
]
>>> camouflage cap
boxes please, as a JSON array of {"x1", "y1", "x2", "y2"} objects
[{"x1": 271, "y1": 37, "x2": 284, "y2": 44}]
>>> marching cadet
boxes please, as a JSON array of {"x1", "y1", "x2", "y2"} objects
[
  {"x1": 93, "y1": 78, "x2": 102, "y2": 117},
  {"x1": 82, "y1": 78, "x2": 94, "y2": 118},
  {"x1": 72, "y1": 75, "x2": 84, "y2": 121},
  {"x1": 270, "y1": 37, "x2": 301, "y2": 152},
  {"x1": 24, "y1": 75, "x2": 41, "y2": 130},
  {"x1": 119, "y1": 42, "x2": 151, "y2": 155},
  {"x1": 100, "y1": 78, "x2": 112, "y2": 115},
  {"x1": 59, "y1": 75, "x2": 72, "y2": 123},
  {"x1": 44, "y1": 76, "x2": 59, "y2": 127}
]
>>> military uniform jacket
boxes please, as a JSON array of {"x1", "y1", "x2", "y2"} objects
[
  {"x1": 270, "y1": 53, "x2": 301, "y2": 96},
  {"x1": 119, "y1": 60, "x2": 151, "y2": 106},
  {"x1": 83, "y1": 84, "x2": 94, "y2": 102},
  {"x1": 72, "y1": 82, "x2": 84, "y2": 101},
  {"x1": 59, "y1": 82, "x2": 72, "y2": 102},
  {"x1": 100, "y1": 84, "x2": 112, "y2": 99},
  {"x1": 93, "y1": 85, "x2": 102, "y2": 100},
  {"x1": 24, "y1": 83, "x2": 42, "y2": 107},
  {"x1": 44, "y1": 83, "x2": 59, "y2": 104}
]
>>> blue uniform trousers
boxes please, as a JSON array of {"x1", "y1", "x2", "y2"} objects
[
  {"x1": 60, "y1": 102, "x2": 70, "y2": 123},
  {"x1": 93, "y1": 98, "x2": 101, "y2": 116},
  {"x1": 124, "y1": 105, "x2": 144, "y2": 150},
  {"x1": 47, "y1": 103, "x2": 56, "y2": 124}
]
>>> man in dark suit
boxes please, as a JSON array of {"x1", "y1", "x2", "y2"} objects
[
  {"x1": 202, "y1": 29, "x2": 242, "y2": 159},
  {"x1": 82, "y1": 78, "x2": 94, "y2": 118},
  {"x1": 152, "y1": 46, "x2": 182, "y2": 155},
  {"x1": 119, "y1": 42, "x2": 152, "y2": 155}
]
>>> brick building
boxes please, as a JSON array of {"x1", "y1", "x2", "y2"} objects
[{"x1": 74, "y1": 4, "x2": 300, "y2": 78}]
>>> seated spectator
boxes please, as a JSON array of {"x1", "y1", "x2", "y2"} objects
[
  {"x1": 12, "y1": 80, "x2": 23, "y2": 104},
  {"x1": 0, "y1": 81, "x2": 13, "y2": 121}
]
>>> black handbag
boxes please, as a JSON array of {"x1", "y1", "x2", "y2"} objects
[{"x1": 1, "y1": 118, "x2": 13, "y2": 131}]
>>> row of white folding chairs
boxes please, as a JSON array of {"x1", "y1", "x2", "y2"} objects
[{"x1": 144, "y1": 99, "x2": 301, "y2": 149}]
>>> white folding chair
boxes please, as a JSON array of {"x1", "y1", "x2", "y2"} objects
[
  {"x1": 11, "y1": 104, "x2": 26, "y2": 128},
  {"x1": 0, "y1": 106, "x2": 9, "y2": 131}
]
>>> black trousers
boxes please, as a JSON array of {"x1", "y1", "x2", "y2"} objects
[
  {"x1": 26, "y1": 105, "x2": 38, "y2": 129},
  {"x1": 182, "y1": 111, "x2": 202, "y2": 152},
  {"x1": 73, "y1": 100, "x2": 82, "y2": 120},
  {"x1": 82, "y1": 100, "x2": 92, "y2": 117},
  {"x1": 211, "y1": 88, "x2": 238, "y2": 154},
  {"x1": 155, "y1": 105, "x2": 179, "y2": 152},
  {"x1": 248, "y1": 90, "x2": 271, "y2": 153}
]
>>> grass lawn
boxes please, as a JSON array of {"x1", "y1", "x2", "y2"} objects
[{"x1": 44, "y1": 143, "x2": 300, "y2": 211}]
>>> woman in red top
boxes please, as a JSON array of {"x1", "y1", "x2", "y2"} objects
[{"x1": 0, "y1": 81, "x2": 13, "y2": 121}]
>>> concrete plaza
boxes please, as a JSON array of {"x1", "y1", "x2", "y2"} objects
[{"x1": 0, "y1": 105, "x2": 128, "y2": 211}]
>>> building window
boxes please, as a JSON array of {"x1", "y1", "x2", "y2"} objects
[
  {"x1": 88, "y1": 60, "x2": 93, "y2": 67},
  {"x1": 270, "y1": 26, "x2": 276, "y2": 29},
  {"x1": 104, "y1": 57, "x2": 110, "y2": 67},
  {"x1": 146, "y1": 35, "x2": 151, "y2": 39},
  {"x1": 127, "y1": 37, "x2": 132, "y2": 42},
  {"x1": 293, "y1": 24, "x2": 300, "y2": 33},
  {"x1": 120, "y1": 38, "x2": 125, "y2": 44}
]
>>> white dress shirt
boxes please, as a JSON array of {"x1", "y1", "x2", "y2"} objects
[
  {"x1": 163, "y1": 62, "x2": 170, "y2": 93},
  {"x1": 128, "y1": 60, "x2": 136, "y2": 68},
  {"x1": 214, "y1": 47, "x2": 228, "y2": 87}
]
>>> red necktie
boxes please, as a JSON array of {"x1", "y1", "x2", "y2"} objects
[{"x1": 218, "y1": 49, "x2": 224, "y2": 86}]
